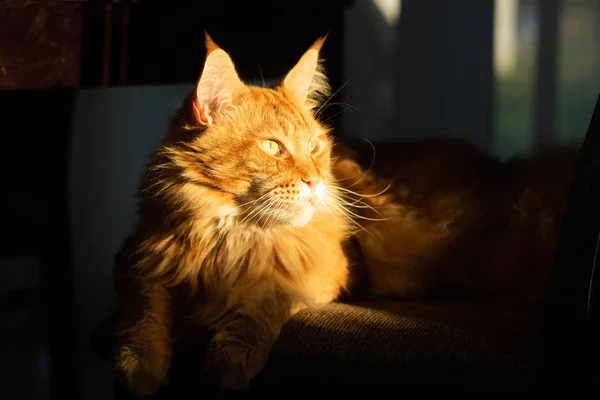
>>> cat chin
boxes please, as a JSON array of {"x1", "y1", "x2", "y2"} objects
[
  {"x1": 286, "y1": 204, "x2": 315, "y2": 228},
  {"x1": 258, "y1": 202, "x2": 315, "y2": 228}
]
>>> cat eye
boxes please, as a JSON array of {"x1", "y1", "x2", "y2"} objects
[
  {"x1": 260, "y1": 140, "x2": 282, "y2": 156},
  {"x1": 308, "y1": 140, "x2": 319, "y2": 153}
]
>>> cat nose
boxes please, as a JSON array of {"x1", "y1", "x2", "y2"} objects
[{"x1": 301, "y1": 175, "x2": 320, "y2": 191}]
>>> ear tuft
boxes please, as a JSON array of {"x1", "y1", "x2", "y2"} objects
[
  {"x1": 204, "y1": 31, "x2": 220, "y2": 55},
  {"x1": 310, "y1": 34, "x2": 328, "y2": 52},
  {"x1": 282, "y1": 35, "x2": 331, "y2": 111}
]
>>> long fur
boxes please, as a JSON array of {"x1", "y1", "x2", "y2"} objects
[
  {"x1": 333, "y1": 137, "x2": 578, "y2": 306},
  {"x1": 108, "y1": 36, "x2": 579, "y2": 396},
  {"x1": 111, "y1": 42, "x2": 351, "y2": 395}
]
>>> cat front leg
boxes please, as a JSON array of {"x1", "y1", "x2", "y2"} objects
[
  {"x1": 202, "y1": 293, "x2": 293, "y2": 392},
  {"x1": 114, "y1": 281, "x2": 173, "y2": 397}
]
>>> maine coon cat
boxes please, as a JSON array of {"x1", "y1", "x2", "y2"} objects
[
  {"x1": 112, "y1": 34, "x2": 353, "y2": 396},
  {"x1": 108, "y1": 33, "x2": 578, "y2": 396}
]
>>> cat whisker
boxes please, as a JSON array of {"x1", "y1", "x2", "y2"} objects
[
  {"x1": 247, "y1": 205, "x2": 270, "y2": 226},
  {"x1": 345, "y1": 138, "x2": 377, "y2": 188},
  {"x1": 237, "y1": 192, "x2": 271, "y2": 209},
  {"x1": 329, "y1": 101, "x2": 361, "y2": 113},
  {"x1": 323, "y1": 199, "x2": 373, "y2": 237},
  {"x1": 314, "y1": 75, "x2": 355, "y2": 118},
  {"x1": 330, "y1": 175, "x2": 361, "y2": 184},
  {"x1": 332, "y1": 194, "x2": 374, "y2": 208},
  {"x1": 317, "y1": 101, "x2": 361, "y2": 116},
  {"x1": 338, "y1": 200, "x2": 372, "y2": 208},
  {"x1": 321, "y1": 201, "x2": 362, "y2": 236},
  {"x1": 254, "y1": 197, "x2": 280, "y2": 227},
  {"x1": 334, "y1": 190, "x2": 382, "y2": 205},
  {"x1": 328, "y1": 198, "x2": 390, "y2": 222},
  {"x1": 329, "y1": 138, "x2": 378, "y2": 189},
  {"x1": 258, "y1": 63, "x2": 266, "y2": 86},
  {"x1": 331, "y1": 194, "x2": 387, "y2": 218},
  {"x1": 328, "y1": 183, "x2": 392, "y2": 199},
  {"x1": 319, "y1": 107, "x2": 356, "y2": 125},
  {"x1": 262, "y1": 199, "x2": 284, "y2": 230},
  {"x1": 332, "y1": 190, "x2": 368, "y2": 203},
  {"x1": 317, "y1": 102, "x2": 361, "y2": 124},
  {"x1": 239, "y1": 197, "x2": 276, "y2": 225},
  {"x1": 269, "y1": 203, "x2": 292, "y2": 228},
  {"x1": 329, "y1": 191, "x2": 382, "y2": 212},
  {"x1": 244, "y1": 202, "x2": 274, "y2": 225},
  {"x1": 261, "y1": 202, "x2": 285, "y2": 229}
]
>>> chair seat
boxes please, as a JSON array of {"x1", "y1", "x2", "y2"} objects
[
  {"x1": 103, "y1": 299, "x2": 543, "y2": 398},
  {"x1": 251, "y1": 300, "x2": 542, "y2": 393}
]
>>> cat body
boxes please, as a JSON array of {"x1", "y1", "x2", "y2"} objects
[
  {"x1": 334, "y1": 137, "x2": 577, "y2": 306},
  {"x1": 108, "y1": 34, "x2": 578, "y2": 396},
  {"x1": 114, "y1": 194, "x2": 350, "y2": 394},
  {"x1": 112, "y1": 34, "x2": 352, "y2": 395}
]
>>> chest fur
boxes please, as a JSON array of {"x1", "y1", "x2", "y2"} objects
[{"x1": 179, "y1": 217, "x2": 349, "y2": 314}]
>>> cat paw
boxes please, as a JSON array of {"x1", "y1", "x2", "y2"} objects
[
  {"x1": 205, "y1": 358, "x2": 250, "y2": 392},
  {"x1": 116, "y1": 345, "x2": 170, "y2": 397},
  {"x1": 204, "y1": 340, "x2": 268, "y2": 393}
]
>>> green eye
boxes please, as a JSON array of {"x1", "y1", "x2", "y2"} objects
[
  {"x1": 308, "y1": 140, "x2": 318, "y2": 153},
  {"x1": 260, "y1": 140, "x2": 282, "y2": 156}
]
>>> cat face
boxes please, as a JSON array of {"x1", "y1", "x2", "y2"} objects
[
  {"x1": 194, "y1": 85, "x2": 335, "y2": 227},
  {"x1": 161, "y1": 34, "x2": 336, "y2": 228}
]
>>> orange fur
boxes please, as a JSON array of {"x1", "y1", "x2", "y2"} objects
[
  {"x1": 333, "y1": 137, "x2": 578, "y2": 307},
  {"x1": 112, "y1": 34, "x2": 350, "y2": 395},
  {"x1": 109, "y1": 33, "x2": 579, "y2": 396}
]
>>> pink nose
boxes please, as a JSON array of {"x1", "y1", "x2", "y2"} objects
[{"x1": 301, "y1": 176, "x2": 320, "y2": 191}]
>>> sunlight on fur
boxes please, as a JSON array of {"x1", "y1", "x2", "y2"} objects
[
  {"x1": 111, "y1": 32, "x2": 356, "y2": 396},
  {"x1": 106, "y1": 31, "x2": 578, "y2": 397}
]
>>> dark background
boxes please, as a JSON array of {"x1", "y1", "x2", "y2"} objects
[{"x1": 0, "y1": 1, "x2": 598, "y2": 399}]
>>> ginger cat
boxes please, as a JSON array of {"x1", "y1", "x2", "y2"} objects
[
  {"x1": 112, "y1": 34, "x2": 352, "y2": 395},
  {"x1": 108, "y1": 33, "x2": 577, "y2": 396}
]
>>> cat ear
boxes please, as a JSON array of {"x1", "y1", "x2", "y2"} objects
[
  {"x1": 283, "y1": 35, "x2": 331, "y2": 110},
  {"x1": 193, "y1": 32, "x2": 245, "y2": 126}
]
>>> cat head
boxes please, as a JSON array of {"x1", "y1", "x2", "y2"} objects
[{"x1": 154, "y1": 33, "x2": 339, "y2": 228}]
